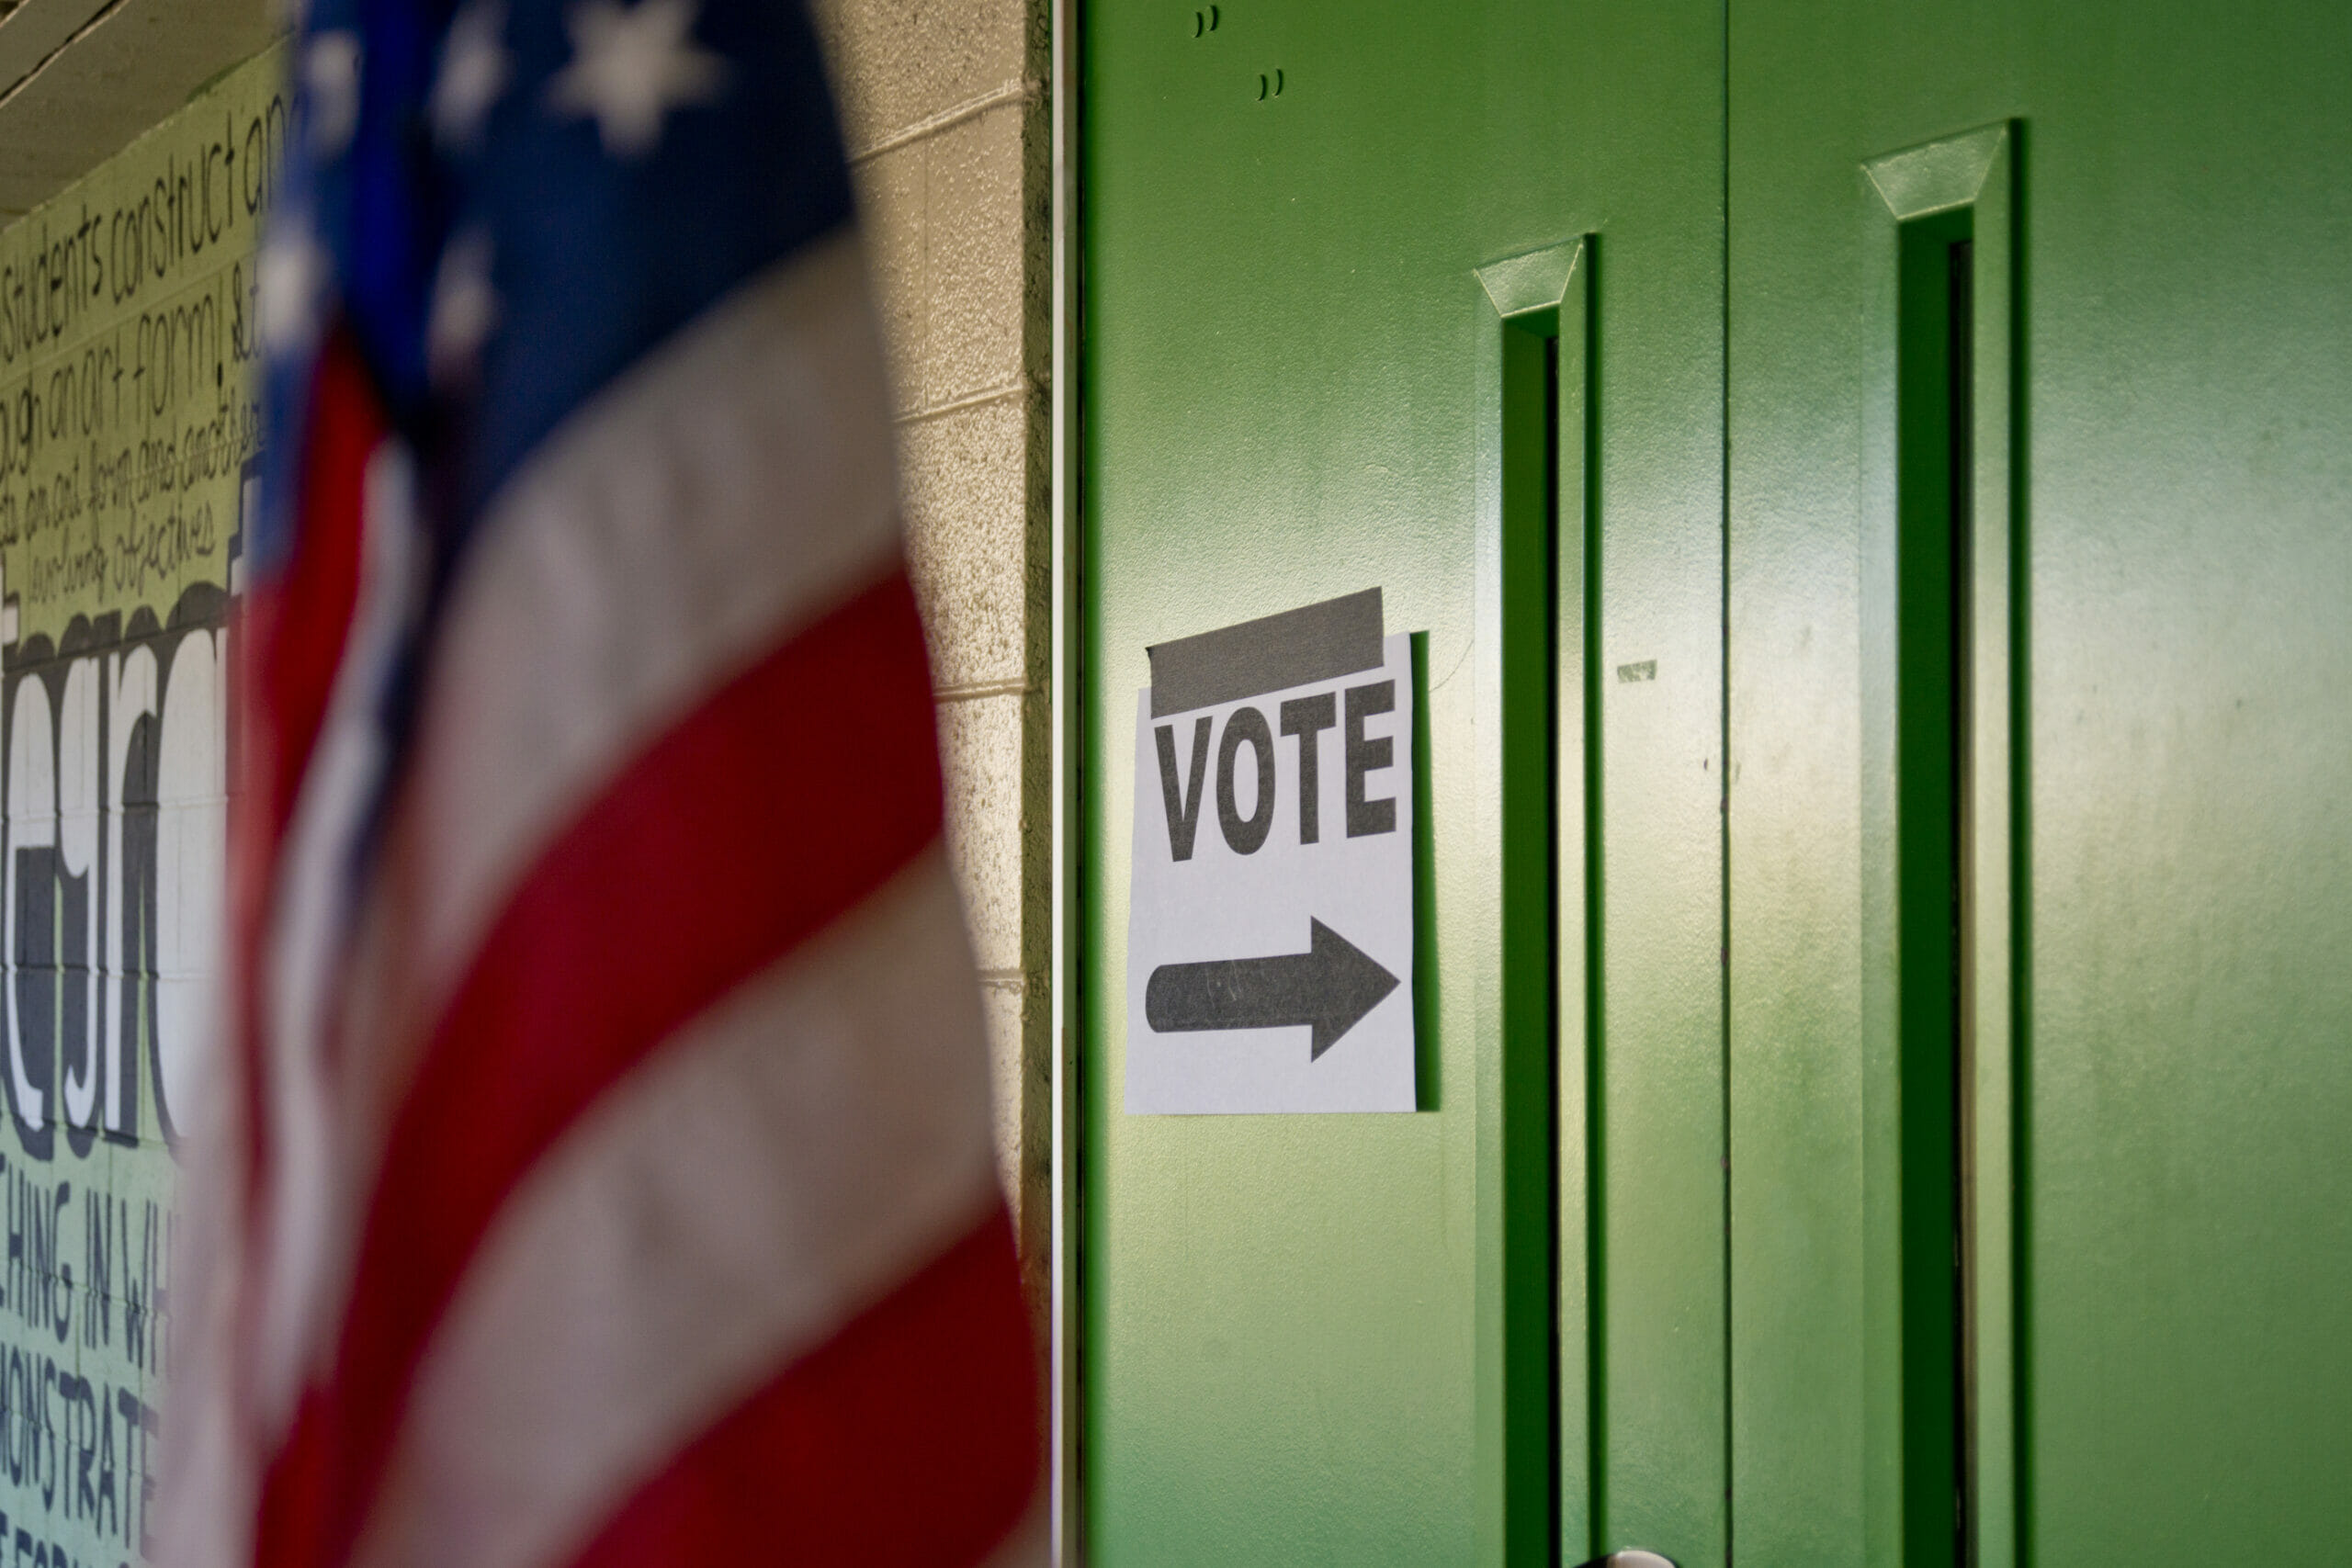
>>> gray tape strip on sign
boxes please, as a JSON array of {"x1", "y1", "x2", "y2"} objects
[{"x1": 1146, "y1": 587, "x2": 1385, "y2": 717}]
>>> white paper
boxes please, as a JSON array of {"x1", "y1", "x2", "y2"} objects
[{"x1": 1125, "y1": 631, "x2": 1417, "y2": 1113}]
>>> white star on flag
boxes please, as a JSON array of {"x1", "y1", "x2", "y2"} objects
[
  {"x1": 545, "y1": 0, "x2": 728, "y2": 160},
  {"x1": 428, "y1": 228, "x2": 500, "y2": 386},
  {"x1": 433, "y1": 0, "x2": 511, "y2": 150},
  {"x1": 305, "y1": 32, "x2": 362, "y2": 156},
  {"x1": 258, "y1": 225, "x2": 329, "y2": 356}
]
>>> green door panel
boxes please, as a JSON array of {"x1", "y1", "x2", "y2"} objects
[
  {"x1": 1728, "y1": 4, "x2": 2352, "y2": 1565},
  {"x1": 1079, "y1": 1, "x2": 1725, "y2": 1562},
  {"x1": 1084, "y1": 0, "x2": 2348, "y2": 1561}
]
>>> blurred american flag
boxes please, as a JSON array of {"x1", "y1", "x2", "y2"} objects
[{"x1": 159, "y1": 2, "x2": 1039, "y2": 1565}]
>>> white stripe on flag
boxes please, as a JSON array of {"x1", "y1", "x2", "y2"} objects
[
  {"x1": 403, "y1": 227, "x2": 900, "y2": 1038},
  {"x1": 347, "y1": 851, "x2": 997, "y2": 1568},
  {"x1": 273, "y1": 231, "x2": 908, "y2": 1353},
  {"x1": 256, "y1": 440, "x2": 429, "y2": 1423}
]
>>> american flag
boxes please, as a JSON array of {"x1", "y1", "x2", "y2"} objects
[{"x1": 159, "y1": 3, "x2": 1040, "y2": 1566}]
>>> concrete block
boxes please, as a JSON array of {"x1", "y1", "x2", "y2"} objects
[
  {"x1": 808, "y1": 0, "x2": 1029, "y2": 156},
  {"x1": 979, "y1": 978, "x2": 1025, "y2": 1212},
  {"x1": 852, "y1": 141, "x2": 928, "y2": 416},
  {"x1": 921, "y1": 100, "x2": 1027, "y2": 409},
  {"x1": 935, "y1": 689, "x2": 1026, "y2": 973},
  {"x1": 852, "y1": 100, "x2": 1030, "y2": 418},
  {"x1": 980, "y1": 969, "x2": 1050, "y2": 1327},
  {"x1": 899, "y1": 393, "x2": 1035, "y2": 691}
]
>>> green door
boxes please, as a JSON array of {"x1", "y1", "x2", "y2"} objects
[
  {"x1": 1079, "y1": 1, "x2": 1725, "y2": 1562},
  {"x1": 1080, "y1": 1, "x2": 2351, "y2": 1563},
  {"x1": 1726, "y1": 3, "x2": 2352, "y2": 1565}
]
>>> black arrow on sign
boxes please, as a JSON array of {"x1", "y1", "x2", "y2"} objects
[{"x1": 1145, "y1": 919, "x2": 1401, "y2": 1060}]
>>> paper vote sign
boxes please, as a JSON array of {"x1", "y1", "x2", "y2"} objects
[{"x1": 1125, "y1": 588, "x2": 1418, "y2": 1113}]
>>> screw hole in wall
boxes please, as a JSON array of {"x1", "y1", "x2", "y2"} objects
[{"x1": 1193, "y1": 5, "x2": 1217, "y2": 36}]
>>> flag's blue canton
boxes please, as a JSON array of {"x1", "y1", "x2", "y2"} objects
[
  {"x1": 257, "y1": 0, "x2": 854, "y2": 576},
  {"x1": 337, "y1": 0, "x2": 450, "y2": 414},
  {"x1": 463, "y1": 0, "x2": 852, "y2": 515}
]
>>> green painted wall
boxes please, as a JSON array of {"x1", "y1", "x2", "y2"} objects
[{"x1": 0, "y1": 50, "x2": 279, "y2": 1565}]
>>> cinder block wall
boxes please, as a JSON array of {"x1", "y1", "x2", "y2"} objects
[{"x1": 810, "y1": 0, "x2": 1054, "y2": 1325}]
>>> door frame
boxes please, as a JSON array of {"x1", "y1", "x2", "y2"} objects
[{"x1": 1046, "y1": 0, "x2": 1083, "y2": 1560}]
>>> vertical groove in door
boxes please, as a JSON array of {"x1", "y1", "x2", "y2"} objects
[
  {"x1": 1949, "y1": 238, "x2": 1978, "y2": 1568},
  {"x1": 1498, "y1": 299, "x2": 1562, "y2": 1568},
  {"x1": 1482, "y1": 233, "x2": 1594, "y2": 1568},
  {"x1": 1894, "y1": 206, "x2": 1974, "y2": 1568},
  {"x1": 1863, "y1": 121, "x2": 2023, "y2": 1568}
]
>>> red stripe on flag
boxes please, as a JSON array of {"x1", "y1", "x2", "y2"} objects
[
  {"x1": 251, "y1": 333, "x2": 381, "y2": 848},
  {"x1": 232, "y1": 333, "x2": 381, "y2": 1200},
  {"x1": 256, "y1": 567, "x2": 945, "y2": 1568},
  {"x1": 565, "y1": 1206, "x2": 1038, "y2": 1568}
]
